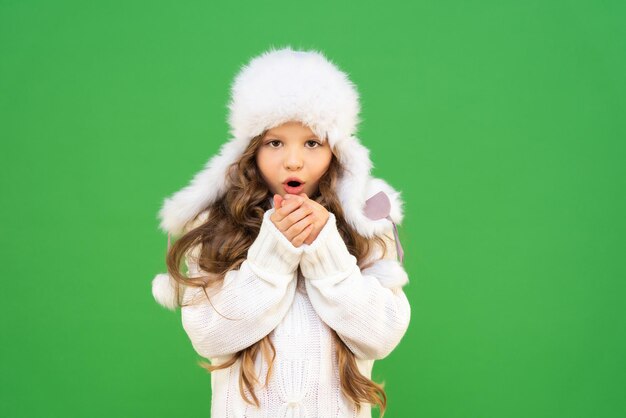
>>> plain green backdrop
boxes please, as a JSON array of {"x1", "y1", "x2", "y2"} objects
[{"x1": 1, "y1": 0, "x2": 625, "y2": 417}]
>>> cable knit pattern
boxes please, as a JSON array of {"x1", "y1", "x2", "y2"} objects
[{"x1": 180, "y1": 207, "x2": 411, "y2": 417}]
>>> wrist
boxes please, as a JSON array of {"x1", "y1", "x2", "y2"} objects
[
  {"x1": 247, "y1": 208, "x2": 304, "y2": 276},
  {"x1": 299, "y1": 212, "x2": 358, "y2": 279}
]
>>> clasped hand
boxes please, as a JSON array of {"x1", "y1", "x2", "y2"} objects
[{"x1": 270, "y1": 193, "x2": 330, "y2": 247}]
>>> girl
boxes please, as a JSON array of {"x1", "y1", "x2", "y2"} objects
[{"x1": 151, "y1": 46, "x2": 411, "y2": 418}]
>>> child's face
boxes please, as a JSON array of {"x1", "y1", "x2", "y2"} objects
[{"x1": 256, "y1": 120, "x2": 333, "y2": 198}]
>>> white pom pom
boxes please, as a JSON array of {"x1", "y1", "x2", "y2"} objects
[{"x1": 152, "y1": 273, "x2": 179, "y2": 311}]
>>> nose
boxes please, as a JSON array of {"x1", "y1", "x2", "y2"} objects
[{"x1": 284, "y1": 147, "x2": 303, "y2": 170}]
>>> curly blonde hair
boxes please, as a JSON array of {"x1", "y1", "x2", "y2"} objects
[{"x1": 166, "y1": 132, "x2": 391, "y2": 416}]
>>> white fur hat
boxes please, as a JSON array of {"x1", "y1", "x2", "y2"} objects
[{"x1": 152, "y1": 45, "x2": 405, "y2": 309}]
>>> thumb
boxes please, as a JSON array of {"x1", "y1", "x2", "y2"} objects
[{"x1": 273, "y1": 194, "x2": 284, "y2": 209}]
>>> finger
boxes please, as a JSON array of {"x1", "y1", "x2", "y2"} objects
[
  {"x1": 280, "y1": 198, "x2": 303, "y2": 214},
  {"x1": 275, "y1": 206, "x2": 311, "y2": 235},
  {"x1": 277, "y1": 200, "x2": 312, "y2": 230},
  {"x1": 281, "y1": 205, "x2": 314, "y2": 228},
  {"x1": 274, "y1": 198, "x2": 304, "y2": 221},
  {"x1": 273, "y1": 194, "x2": 282, "y2": 209},
  {"x1": 303, "y1": 233, "x2": 315, "y2": 245},
  {"x1": 291, "y1": 223, "x2": 314, "y2": 247},
  {"x1": 284, "y1": 214, "x2": 314, "y2": 241},
  {"x1": 284, "y1": 194, "x2": 305, "y2": 205}
]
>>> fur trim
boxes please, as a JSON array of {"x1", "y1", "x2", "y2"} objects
[
  {"x1": 157, "y1": 138, "x2": 250, "y2": 236},
  {"x1": 227, "y1": 45, "x2": 360, "y2": 149}
]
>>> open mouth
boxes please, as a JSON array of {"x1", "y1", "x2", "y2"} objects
[{"x1": 283, "y1": 179, "x2": 305, "y2": 194}]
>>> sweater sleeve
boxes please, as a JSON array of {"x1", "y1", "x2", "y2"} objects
[
  {"x1": 180, "y1": 207, "x2": 303, "y2": 359},
  {"x1": 300, "y1": 212, "x2": 411, "y2": 361}
]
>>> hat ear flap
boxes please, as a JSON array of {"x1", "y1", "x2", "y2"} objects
[
  {"x1": 364, "y1": 191, "x2": 405, "y2": 264},
  {"x1": 364, "y1": 191, "x2": 391, "y2": 220}
]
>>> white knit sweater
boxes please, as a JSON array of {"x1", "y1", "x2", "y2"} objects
[{"x1": 180, "y1": 205, "x2": 411, "y2": 418}]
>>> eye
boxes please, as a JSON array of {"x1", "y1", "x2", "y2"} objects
[
  {"x1": 267, "y1": 140, "x2": 281, "y2": 148},
  {"x1": 306, "y1": 140, "x2": 321, "y2": 148}
]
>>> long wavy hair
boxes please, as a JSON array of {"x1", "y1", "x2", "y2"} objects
[{"x1": 166, "y1": 132, "x2": 390, "y2": 416}]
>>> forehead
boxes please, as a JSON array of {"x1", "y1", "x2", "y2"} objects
[{"x1": 265, "y1": 121, "x2": 318, "y2": 137}]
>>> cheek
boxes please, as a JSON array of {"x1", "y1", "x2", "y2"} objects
[
  {"x1": 256, "y1": 152, "x2": 279, "y2": 179},
  {"x1": 314, "y1": 152, "x2": 332, "y2": 177},
  {"x1": 256, "y1": 151, "x2": 269, "y2": 172}
]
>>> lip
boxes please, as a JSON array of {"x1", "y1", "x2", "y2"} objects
[
  {"x1": 283, "y1": 183, "x2": 305, "y2": 194},
  {"x1": 283, "y1": 177, "x2": 305, "y2": 185},
  {"x1": 282, "y1": 177, "x2": 306, "y2": 195}
]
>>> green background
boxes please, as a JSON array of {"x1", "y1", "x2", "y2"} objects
[{"x1": 1, "y1": 0, "x2": 624, "y2": 417}]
